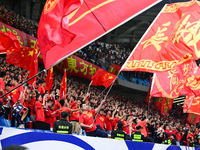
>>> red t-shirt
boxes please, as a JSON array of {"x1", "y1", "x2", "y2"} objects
[
  {"x1": 38, "y1": 86, "x2": 45, "y2": 95},
  {"x1": 0, "y1": 78, "x2": 5, "y2": 102},
  {"x1": 9, "y1": 84, "x2": 24, "y2": 105},
  {"x1": 123, "y1": 121, "x2": 130, "y2": 134},
  {"x1": 112, "y1": 117, "x2": 119, "y2": 130},
  {"x1": 53, "y1": 100, "x2": 61, "y2": 117},
  {"x1": 59, "y1": 107, "x2": 71, "y2": 119},
  {"x1": 45, "y1": 107, "x2": 52, "y2": 124},
  {"x1": 79, "y1": 110, "x2": 96, "y2": 132},
  {"x1": 70, "y1": 106, "x2": 80, "y2": 121},
  {"x1": 35, "y1": 101, "x2": 45, "y2": 122},
  {"x1": 23, "y1": 97, "x2": 36, "y2": 115},
  {"x1": 137, "y1": 120, "x2": 147, "y2": 137},
  {"x1": 105, "y1": 115, "x2": 113, "y2": 131},
  {"x1": 96, "y1": 114, "x2": 105, "y2": 129}
]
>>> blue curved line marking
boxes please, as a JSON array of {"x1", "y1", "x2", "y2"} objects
[
  {"x1": 125, "y1": 141, "x2": 154, "y2": 150},
  {"x1": 1, "y1": 132, "x2": 95, "y2": 150}
]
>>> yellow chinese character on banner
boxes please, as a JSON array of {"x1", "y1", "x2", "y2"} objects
[
  {"x1": 66, "y1": 56, "x2": 79, "y2": 73},
  {"x1": 80, "y1": 61, "x2": 88, "y2": 75},
  {"x1": 141, "y1": 21, "x2": 171, "y2": 51},
  {"x1": 89, "y1": 65, "x2": 97, "y2": 76},
  {"x1": 173, "y1": 14, "x2": 200, "y2": 58}
]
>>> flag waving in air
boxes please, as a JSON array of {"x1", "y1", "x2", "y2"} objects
[
  {"x1": 161, "y1": 97, "x2": 174, "y2": 114},
  {"x1": 38, "y1": 0, "x2": 161, "y2": 69},
  {"x1": 60, "y1": 70, "x2": 67, "y2": 99},
  {"x1": 45, "y1": 67, "x2": 54, "y2": 92},
  {"x1": 6, "y1": 47, "x2": 35, "y2": 70},
  {"x1": 122, "y1": 0, "x2": 200, "y2": 72},
  {"x1": 0, "y1": 31, "x2": 20, "y2": 53},
  {"x1": 28, "y1": 43, "x2": 39, "y2": 85},
  {"x1": 91, "y1": 69, "x2": 116, "y2": 88}
]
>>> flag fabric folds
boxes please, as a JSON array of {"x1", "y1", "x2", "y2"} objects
[
  {"x1": 155, "y1": 97, "x2": 163, "y2": 110},
  {"x1": 45, "y1": 67, "x2": 54, "y2": 92},
  {"x1": 60, "y1": 71, "x2": 67, "y2": 99},
  {"x1": 187, "y1": 113, "x2": 200, "y2": 124},
  {"x1": 27, "y1": 43, "x2": 39, "y2": 85},
  {"x1": 38, "y1": 0, "x2": 161, "y2": 69},
  {"x1": 150, "y1": 60, "x2": 198, "y2": 99},
  {"x1": 6, "y1": 47, "x2": 35, "y2": 70},
  {"x1": 122, "y1": 0, "x2": 200, "y2": 72},
  {"x1": 161, "y1": 97, "x2": 174, "y2": 114},
  {"x1": 91, "y1": 69, "x2": 116, "y2": 88},
  {"x1": 38, "y1": 0, "x2": 82, "y2": 68},
  {"x1": 183, "y1": 94, "x2": 195, "y2": 113},
  {"x1": 0, "y1": 31, "x2": 20, "y2": 53}
]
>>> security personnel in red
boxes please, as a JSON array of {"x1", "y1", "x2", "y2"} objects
[
  {"x1": 53, "y1": 111, "x2": 72, "y2": 134},
  {"x1": 131, "y1": 125, "x2": 144, "y2": 142}
]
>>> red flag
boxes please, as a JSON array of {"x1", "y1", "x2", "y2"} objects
[
  {"x1": 122, "y1": 1, "x2": 200, "y2": 72},
  {"x1": 108, "y1": 64, "x2": 121, "y2": 75},
  {"x1": 38, "y1": 0, "x2": 82, "y2": 67},
  {"x1": 60, "y1": 71, "x2": 67, "y2": 99},
  {"x1": 150, "y1": 60, "x2": 193, "y2": 98},
  {"x1": 39, "y1": 0, "x2": 161, "y2": 69},
  {"x1": 91, "y1": 69, "x2": 116, "y2": 88},
  {"x1": 187, "y1": 96, "x2": 200, "y2": 115},
  {"x1": 161, "y1": 97, "x2": 174, "y2": 114},
  {"x1": 155, "y1": 97, "x2": 163, "y2": 109},
  {"x1": 0, "y1": 31, "x2": 20, "y2": 53},
  {"x1": 187, "y1": 113, "x2": 200, "y2": 124},
  {"x1": 27, "y1": 43, "x2": 39, "y2": 85},
  {"x1": 183, "y1": 94, "x2": 195, "y2": 113},
  {"x1": 144, "y1": 86, "x2": 152, "y2": 103},
  {"x1": 6, "y1": 47, "x2": 35, "y2": 70},
  {"x1": 45, "y1": 67, "x2": 54, "y2": 92}
]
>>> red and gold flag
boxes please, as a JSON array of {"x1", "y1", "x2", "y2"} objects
[
  {"x1": 39, "y1": 0, "x2": 161, "y2": 69},
  {"x1": 150, "y1": 60, "x2": 193, "y2": 98},
  {"x1": 27, "y1": 43, "x2": 39, "y2": 85},
  {"x1": 161, "y1": 97, "x2": 174, "y2": 114},
  {"x1": 155, "y1": 97, "x2": 163, "y2": 109},
  {"x1": 38, "y1": 0, "x2": 82, "y2": 67},
  {"x1": 187, "y1": 113, "x2": 200, "y2": 124},
  {"x1": 0, "y1": 31, "x2": 20, "y2": 53},
  {"x1": 122, "y1": 0, "x2": 200, "y2": 72},
  {"x1": 60, "y1": 70, "x2": 67, "y2": 99},
  {"x1": 6, "y1": 47, "x2": 35, "y2": 70},
  {"x1": 45, "y1": 67, "x2": 54, "y2": 92},
  {"x1": 91, "y1": 69, "x2": 116, "y2": 88}
]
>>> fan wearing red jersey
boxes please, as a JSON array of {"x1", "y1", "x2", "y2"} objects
[{"x1": 79, "y1": 100, "x2": 108, "y2": 137}]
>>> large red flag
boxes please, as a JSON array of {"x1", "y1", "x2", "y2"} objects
[
  {"x1": 0, "y1": 31, "x2": 20, "y2": 53},
  {"x1": 187, "y1": 113, "x2": 200, "y2": 124},
  {"x1": 6, "y1": 47, "x2": 35, "y2": 70},
  {"x1": 45, "y1": 67, "x2": 54, "y2": 92},
  {"x1": 161, "y1": 97, "x2": 174, "y2": 114},
  {"x1": 38, "y1": 0, "x2": 82, "y2": 67},
  {"x1": 122, "y1": 0, "x2": 200, "y2": 72},
  {"x1": 27, "y1": 43, "x2": 39, "y2": 85},
  {"x1": 39, "y1": 0, "x2": 161, "y2": 69},
  {"x1": 102, "y1": 72, "x2": 117, "y2": 88},
  {"x1": 91, "y1": 69, "x2": 105, "y2": 86},
  {"x1": 60, "y1": 71, "x2": 67, "y2": 99},
  {"x1": 150, "y1": 60, "x2": 194, "y2": 98}
]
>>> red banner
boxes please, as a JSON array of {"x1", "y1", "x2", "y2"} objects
[
  {"x1": 0, "y1": 22, "x2": 37, "y2": 48},
  {"x1": 187, "y1": 113, "x2": 200, "y2": 124},
  {"x1": 39, "y1": 54, "x2": 101, "y2": 80},
  {"x1": 41, "y1": 0, "x2": 161, "y2": 69},
  {"x1": 122, "y1": 0, "x2": 200, "y2": 72},
  {"x1": 161, "y1": 97, "x2": 174, "y2": 114}
]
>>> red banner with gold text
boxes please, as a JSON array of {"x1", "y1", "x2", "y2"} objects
[{"x1": 122, "y1": 1, "x2": 200, "y2": 72}]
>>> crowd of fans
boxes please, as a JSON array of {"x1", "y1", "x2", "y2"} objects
[
  {"x1": 0, "y1": 3, "x2": 199, "y2": 148},
  {"x1": 0, "y1": 57, "x2": 198, "y2": 147},
  {"x1": 0, "y1": 4, "x2": 152, "y2": 86}
]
